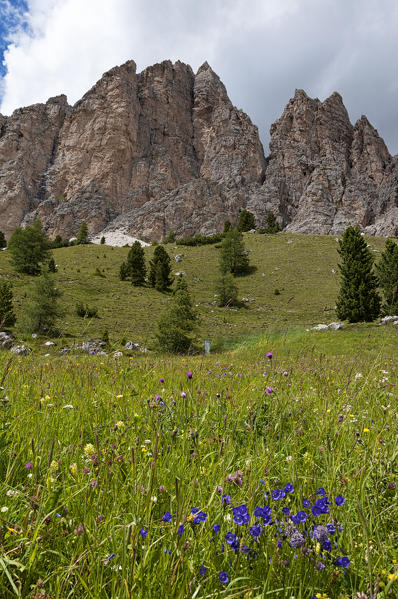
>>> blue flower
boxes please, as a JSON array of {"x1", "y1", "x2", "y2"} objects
[
  {"x1": 213, "y1": 524, "x2": 221, "y2": 533},
  {"x1": 335, "y1": 495, "x2": 345, "y2": 506},
  {"x1": 316, "y1": 487, "x2": 326, "y2": 496},
  {"x1": 336, "y1": 556, "x2": 350, "y2": 568},
  {"x1": 296, "y1": 511, "x2": 308, "y2": 523},
  {"x1": 254, "y1": 506, "x2": 264, "y2": 519},
  {"x1": 177, "y1": 525, "x2": 185, "y2": 536},
  {"x1": 233, "y1": 513, "x2": 244, "y2": 525},
  {"x1": 162, "y1": 512, "x2": 173, "y2": 522},
  {"x1": 271, "y1": 488, "x2": 285, "y2": 500},
  {"x1": 225, "y1": 531, "x2": 237, "y2": 545},
  {"x1": 249, "y1": 525, "x2": 263, "y2": 539},
  {"x1": 107, "y1": 553, "x2": 115, "y2": 561},
  {"x1": 219, "y1": 571, "x2": 229, "y2": 584},
  {"x1": 284, "y1": 483, "x2": 294, "y2": 493},
  {"x1": 199, "y1": 563, "x2": 207, "y2": 577},
  {"x1": 139, "y1": 527, "x2": 148, "y2": 538},
  {"x1": 327, "y1": 523, "x2": 336, "y2": 534},
  {"x1": 193, "y1": 511, "x2": 207, "y2": 524},
  {"x1": 222, "y1": 494, "x2": 231, "y2": 505},
  {"x1": 282, "y1": 506, "x2": 290, "y2": 515},
  {"x1": 191, "y1": 507, "x2": 199, "y2": 514},
  {"x1": 241, "y1": 544, "x2": 250, "y2": 553},
  {"x1": 311, "y1": 505, "x2": 322, "y2": 517},
  {"x1": 303, "y1": 498, "x2": 311, "y2": 508}
]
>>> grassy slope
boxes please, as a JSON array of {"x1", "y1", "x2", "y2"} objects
[{"x1": 0, "y1": 233, "x2": 396, "y2": 353}]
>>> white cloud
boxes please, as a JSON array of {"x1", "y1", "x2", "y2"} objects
[{"x1": 1, "y1": 0, "x2": 398, "y2": 153}]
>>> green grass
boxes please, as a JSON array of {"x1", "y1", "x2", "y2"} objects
[
  {"x1": 0, "y1": 340, "x2": 397, "y2": 598},
  {"x1": 0, "y1": 233, "x2": 395, "y2": 354}
]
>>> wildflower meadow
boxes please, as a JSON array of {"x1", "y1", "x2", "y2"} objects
[{"x1": 0, "y1": 335, "x2": 397, "y2": 598}]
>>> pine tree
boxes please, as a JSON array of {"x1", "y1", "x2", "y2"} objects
[
  {"x1": 238, "y1": 209, "x2": 256, "y2": 232},
  {"x1": 24, "y1": 271, "x2": 63, "y2": 334},
  {"x1": 265, "y1": 212, "x2": 281, "y2": 234},
  {"x1": 76, "y1": 222, "x2": 89, "y2": 245},
  {"x1": 100, "y1": 236, "x2": 106, "y2": 245},
  {"x1": 119, "y1": 262, "x2": 129, "y2": 281},
  {"x1": 0, "y1": 231, "x2": 6, "y2": 248},
  {"x1": 223, "y1": 220, "x2": 232, "y2": 233},
  {"x1": 336, "y1": 226, "x2": 381, "y2": 322},
  {"x1": 48, "y1": 257, "x2": 57, "y2": 273},
  {"x1": 220, "y1": 229, "x2": 250, "y2": 276},
  {"x1": 216, "y1": 272, "x2": 239, "y2": 307},
  {"x1": 156, "y1": 276, "x2": 197, "y2": 353},
  {"x1": 0, "y1": 281, "x2": 16, "y2": 328},
  {"x1": 375, "y1": 239, "x2": 398, "y2": 315},
  {"x1": 127, "y1": 241, "x2": 146, "y2": 286},
  {"x1": 8, "y1": 220, "x2": 49, "y2": 275},
  {"x1": 149, "y1": 246, "x2": 173, "y2": 291}
]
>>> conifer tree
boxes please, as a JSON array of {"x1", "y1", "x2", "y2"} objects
[
  {"x1": 220, "y1": 229, "x2": 250, "y2": 276},
  {"x1": 119, "y1": 262, "x2": 129, "y2": 281},
  {"x1": 336, "y1": 226, "x2": 380, "y2": 322},
  {"x1": 156, "y1": 275, "x2": 197, "y2": 353},
  {"x1": 375, "y1": 239, "x2": 398, "y2": 315},
  {"x1": 24, "y1": 271, "x2": 63, "y2": 334},
  {"x1": 0, "y1": 281, "x2": 16, "y2": 328},
  {"x1": 76, "y1": 222, "x2": 89, "y2": 245},
  {"x1": 127, "y1": 241, "x2": 147, "y2": 286},
  {"x1": 8, "y1": 220, "x2": 49, "y2": 275},
  {"x1": 216, "y1": 272, "x2": 239, "y2": 307},
  {"x1": 48, "y1": 257, "x2": 57, "y2": 273},
  {"x1": 0, "y1": 231, "x2": 6, "y2": 248},
  {"x1": 238, "y1": 209, "x2": 256, "y2": 232},
  {"x1": 149, "y1": 246, "x2": 173, "y2": 291},
  {"x1": 265, "y1": 211, "x2": 281, "y2": 234},
  {"x1": 223, "y1": 220, "x2": 232, "y2": 233}
]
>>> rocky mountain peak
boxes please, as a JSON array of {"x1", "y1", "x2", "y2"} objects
[{"x1": 0, "y1": 59, "x2": 397, "y2": 240}]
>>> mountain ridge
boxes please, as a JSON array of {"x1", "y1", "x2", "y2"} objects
[{"x1": 0, "y1": 59, "x2": 397, "y2": 240}]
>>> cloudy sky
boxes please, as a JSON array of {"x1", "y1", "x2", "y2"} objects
[{"x1": 1, "y1": 0, "x2": 397, "y2": 153}]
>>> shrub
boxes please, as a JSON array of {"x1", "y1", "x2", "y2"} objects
[
  {"x1": 0, "y1": 231, "x2": 6, "y2": 248},
  {"x1": 237, "y1": 209, "x2": 256, "y2": 232},
  {"x1": 220, "y1": 229, "x2": 250, "y2": 276},
  {"x1": 23, "y1": 271, "x2": 63, "y2": 334},
  {"x1": 176, "y1": 233, "x2": 224, "y2": 247},
  {"x1": 375, "y1": 239, "x2": 398, "y2": 315},
  {"x1": 0, "y1": 280, "x2": 16, "y2": 328},
  {"x1": 216, "y1": 273, "x2": 239, "y2": 307},
  {"x1": 75, "y1": 302, "x2": 98, "y2": 318}
]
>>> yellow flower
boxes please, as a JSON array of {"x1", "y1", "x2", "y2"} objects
[
  {"x1": 363, "y1": 428, "x2": 370, "y2": 433},
  {"x1": 49, "y1": 460, "x2": 58, "y2": 472},
  {"x1": 84, "y1": 443, "x2": 95, "y2": 456},
  {"x1": 326, "y1": 409, "x2": 331, "y2": 413},
  {"x1": 116, "y1": 395, "x2": 123, "y2": 399},
  {"x1": 388, "y1": 573, "x2": 398, "y2": 581},
  {"x1": 69, "y1": 463, "x2": 78, "y2": 476},
  {"x1": 141, "y1": 447, "x2": 147, "y2": 453},
  {"x1": 315, "y1": 542, "x2": 321, "y2": 554},
  {"x1": 187, "y1": 514, "x2": 194, "y2": 522},
  {"x1": 115, "y1": 420, "x2": 125, "y2": 429}
]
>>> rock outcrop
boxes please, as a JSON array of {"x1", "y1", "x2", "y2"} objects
[{"x1": 0, "y1": 60, "x2": 397, "y2": 240}]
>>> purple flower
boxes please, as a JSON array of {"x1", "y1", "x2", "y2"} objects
[
  {"x1": 336, "y1": 556, "x2": 350, "y2": 568},
  {"x1": 216, "y1": 485, "x2": 223, "y2": 494},
  {"x1": 25, "y1": 461, "x2": 33, "y2": 469},
  {"x1": 289, "y1": 531, "x2": 305, "y2": 548},
  {"x1": 219, "y1": 571, "x2": 229, "y2": 584},
  {"x1": 265, "y1": 386, "x2": 273, "y2": 394},
  {"x1": 222, "y1": 494, "x2": 231, "y2": 506},
  {"x1": 335, "y1": 495, "x2": 345, "y2": 506},
  {"x1": 162, "y1": 512, "x2": 172, "y2": 522},
  {"x1": 186, "y1": 371, "x2": 193, "y2": 379},
  {"x1": 266, "y1": 352, "x2": 273, "y2": 359},
  {"x1": 159, "y1": 378, "x2": 164, "y2": 383},
  {"x1": 284, "y1": 483, "x2": 294, "y2": 493}
]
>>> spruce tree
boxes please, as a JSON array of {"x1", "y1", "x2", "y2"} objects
[
  {"x1": 149, "y1": 246, "x2": 173, "y2": 291},
  {"x1": 220, "y1": 229, "x2": 250, "y2": 276},
  {"x1": 127, "y1": 241, "x2": 147, "y2": 286},
  {"x1": 265, "y1": 212, "x2": 281, "y2": 234},
  {"x1": 119, "y1": 262, "x2": 129, "y2": 281},
  {"x1": 375, "y1": 239, "x2": 398, "y2": 315},
  {"x1": 0, "y1": 231, "x2": 6, "y2": 248},
  {"x1": 76, "y1": 222, "x2": 89, "y2": 245},
  {"x1": 223, "y1": 220, "x2": 232, "y2": 233},
  {"x1": 48, "y1": 257, "x2": 57, "y2": 273},
  {"x1": 216, "y1": 272, "x2": 239, "y2": 307},
  {"x1": 156, "y1": 276, "x2": 197, "y2": 353},
  {"x1": 336, "y1": 226, "x2": 381, "y2": 322},
  {"x1": 238, "y1": 209, "x2": 256, "y2": 232},
  {"x1": 24, "y1": 271, "x2": 63, "y2": 334},
  {"x1": 0, "y1": 281, "x2": 16, "y2": 328},
  {"x1": 8, "y1": 220, "x2": 49, "y2": 275}
]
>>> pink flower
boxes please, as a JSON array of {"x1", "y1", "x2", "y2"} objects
[
  {"x1": 25, "y1": 461, "x2": 33, "y2": 469},
  {"x1": 187, "y1": 371, "x2": 193, "y2": 379}
]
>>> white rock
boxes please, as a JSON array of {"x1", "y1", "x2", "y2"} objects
[
  {"x1": 328, "y1": 322, "x2": 343, "y2": 330},
  {"x1": 113, "y1": 351, "x2": 123, "y2": 358},
  {"x1": 312, "y1": 324, "x2": 329, "y2": 331},
  {"x1": 90, "y1": 231, "x2": 150, "y2": 248},
  {"x1": 44, "y1": 341, "x2": 55, "y2": 346}
]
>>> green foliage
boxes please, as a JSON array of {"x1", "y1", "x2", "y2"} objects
[
  {"x1": 266, "y1": 211, "x2": 281, "y2": 233},
  {"x1": 8, "y1": 220, "x2": 49, "y2": 275},
  {"x1": 93, "y1": 267, "x2": 105, "y2": 278},
  {"x1": 76, "y1": 222, "x2": 89, "y2": 245},
  {"x1": 49, "y1": 234, "x2": 68, "y2": 249},
  {"x1": 127, "y1": 241, "x2": 146, "y2": 286},
  {"x1": 237, "y1": 209, "x2": 256, "y2": 232},
  {"x1": 156, "y1": 276, "x2": 197, "y2": 353},
  {"x1": 336, "y1": 226, "x2": 381, "y2": 322},
  {"x1": 0, "y1": 230, "x2": 6, "y2": 248},
  {"x1": 220, "y1": 228, "x2": 250, "y2": 276},
  {"x1": 23, "y1": 271, "x2": 63, "y2": 334},
  {"x1": 375, "y1": 239, "x2": 398, "y2": 315},
  {"x1": 0, "y1": 280, "x2": 16, "y2": 328},
  {"x1": 223, "y1": 220, "x2": 232, "y2": 233},
  {"x1": 274, "y1": 288, "x2": 280, "y2": 295},
  {"x1": 100, "y1": 236, "x2": 106, "y2": 245},
  {"x1": 149, "y1": 246, "x2": 173, "y2": 291},
  {"x1": 75, "y1": 302, "x2": 98, "y2": 318},
  {"x1": 102, "y1": 329, "x2": 110, "y2": 346},
  {"x1": 176, "y1": 233, "x2": 224, "y2": 246},
  {"x1": 119, "y1": 262, "x2": 129, "y2": 281},
  {"x1": 216, "y1": 272, "x2": 239, "y2": 307},
  {"x1": 48, "y1": 257, "x2": 57, "y2": 273},
  {"x1": 162, "y1": 231, "x2": 176, "y2": 244}
]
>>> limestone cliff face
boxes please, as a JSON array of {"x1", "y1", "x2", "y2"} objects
[{"x1": 0, "y1": 60, "x2": 397, "y2": 240}]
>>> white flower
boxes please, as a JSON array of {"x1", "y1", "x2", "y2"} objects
[
  {"x1": 27, "y1": 473, "x2": 33, "y2": 478},
  {"x1": 355, "y1": 373, "x2": 363, "y2": 379},
  {"x1": 286, "y1": 455, "x2": 293, "y2": 462},
  {"x1": 151, "y1": 496, "x2": 157, "y2": 503},
  {"x1": 6, "y1": 489, "x2": 18, "y2": 497},
  {"x1": 62, "y1": 404, "x2": 74, "y2": 409},
  {"x1": 1, "y1": 506, "x2": 9, "y2": 513}
]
